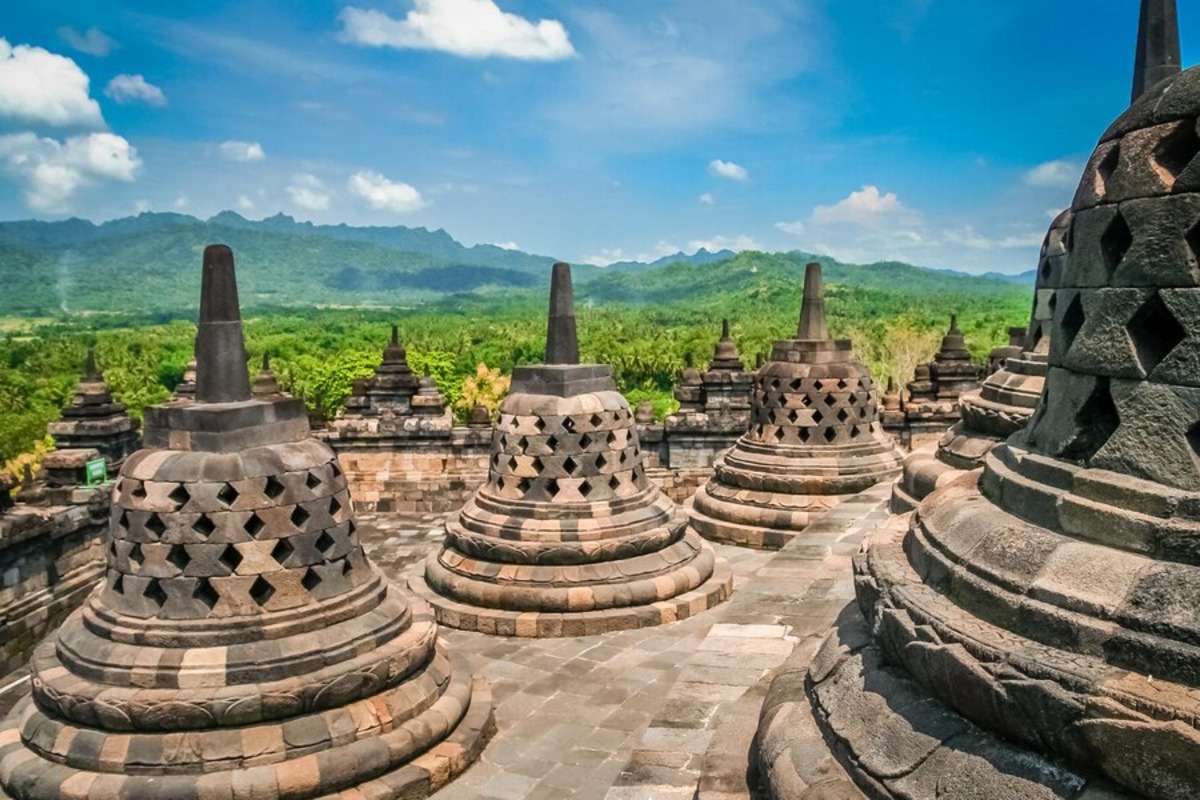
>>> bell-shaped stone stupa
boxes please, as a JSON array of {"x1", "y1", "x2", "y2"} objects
[
  {"x1": 411, "y1": 262, "x2": 732, "y2": 637},
  {"x1": 0, "y1": 245, "x2": 493, "y2": 800},
  {"x1": 785, "y1": 14, "x2": 1200, "y2": 797},
  {"x1": 890, "y1": 210, "x2": 1069, "y2": 511},
  {"x1": 686, "y1": 263, "x2": 904, "y2": 549}
]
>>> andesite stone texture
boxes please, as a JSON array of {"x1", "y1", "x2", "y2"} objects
[
  {"x1": 891, "y1": 210, "x2": 1069, "y2": 512},
  {"x1": 0, "y1": 245, "x2": 493, "y2": 800},
  {"x1": 686, "y1": 263, "x2": 903, "y2": 550},
  {"x1": 1133, "y1": 0, "x2": 1181, "y2": 103},
  {"x1": 901, "y1": 316, "x2": 983, "y2": 450},
  {"x1": 45, "y1": 350, "x2": 140, "y2": 476},
  {"x1": 410, "y1": 262, "x2": 732, "y2": 636},
  {"x1": 792, "y1": 59, "x2": 1200, "y2": 800}
]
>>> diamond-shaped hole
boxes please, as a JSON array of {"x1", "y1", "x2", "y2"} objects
[
  {"x1": 220, "y1": 544, "x2": 243, "y2": 573},
  {"x1": 1126, "y1": 291, "x2": 1186, "y2": 375},
  {"x1": 118, "y1": 509, "x2": 130, "y2": 531},
  {"x1": 291, "y1": 505, "x2": 311, "y2": 528},
  {"x1": 579, "y1": 433, "x2": 593, "y2": 449},
  {"x1": 546, "y1": 478, "x2": 560, "y2": 498},
  {"x1": 595, "y1": 453, "x2": 607, "y2": 469},
  {"x1": 824, "y1": 393, "x2": 837, "y2": 407},
  {"x1": 168, "y1": 484, "x2": 190, "y2": 509},
  {"x1": 129, "y1": 543, "x2": 144, "y2": 566},
  {"x1": 850, "y1": 425, "x2": 862, "y2": 439},
  {"x1": 144, "y1": 513, "x2": 166, "y2": 539},
  {"x1": 812, "y1": 410, "x2": 824, "y2": 426},
  {"x1": 264, "y1": 475, "x2": 285, "y2": 500},
  {"x1": 799, "y1": 428, "x2": 811, "y2": 443},
  {"x1": 192, "y1": 514, "x2": 216, "y2": 538},
  {"x1": 1060, "y1": 294, "x2": 1086, "y2": 354},
  {"x1": 605, "y1": 431, "x2": 617, "y2": 446},
  {"x1": 249, "y1": 576, "x2": 275, "y2": 607},
  {"x1": 306, "y1": 472, "x2": 322, "y2": 490},
  {"x1": 773, "y1": 427, "x2": 785, "y2": 442},
  {"x1": 563, "y1": 456, "x2": 578, "y2": 474},
  {"x1": 167, "y1": 545, "x2": 190, "y2": 572},
  {"x1": 244, "y1": 513, "x2": 265, "y2": 537},
  {"x1": 144, "y1": 579, "x2": 168, "y2": 608},
  {"x1": 563, "y1": 417, "x2": 576, "y2": 432},
  {"x1": 837, "y1": 408, "x2": 850, "y2": 423},
  {"x1": 1100, "y1": 211, "x2": 1133, "y2": 278},
  {"x1": 193, "y1": 579, "x2": 219, "y2": 611},
  {"x1": 316, "y1": 530, "x2": 337, "y2": 556},
  {"x1": 824, "y1": 427, "x2": 838, "y2": 443},
  {"x1": 131, "y1": 481, "x2": 147, "y2": 500},
  {"x1": 609, "y1": 475, "x2": 621, "y2": 491},
  {"x1": 579, "y1": 480, "x2": 593, "y2": 498},
  {"x1": 1187, "y1": 420, "x2": 1200, "y2": 461},
  {"x1": 1095, "y1": 143, "x2": 1120, "y2": 201},
  {"x1": 547, "y1": 435, "x2": 559, "y2": 451},
  {"x1": 329, "y1": 496, "x2": 342, "y2": 517},
  {"x1": 590, "y1": 414, "x2": 603, "y2": 428},
  {"x1": 302, "y1": 567, "x2": 322, "y2": 592},
  {"x1": 112, "y1": 574, "x2": 124, "y2": 595},
  {"x1": 1062, "y1": 376, "x2": 1120, "y2": 462},
  {"x1": 271, "y1": 538, "x2": 294, "y2": 566},
  {"x1": 217, "y1": 483, "x2": 239, "y2": 507},
  {"x1": 517, "y1": 477, "x2": 532, "y2": 493},
  {"x1": 534, "y1": 417, "x2": 546, "y2": 432},
  {"x1": 1154, "y1": 120, "x2": 1200, "y2": 184}
]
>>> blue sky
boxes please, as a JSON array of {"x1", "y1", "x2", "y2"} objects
[{"x1": 1, "y1": 1, "x2": 1197, "y2": 273}]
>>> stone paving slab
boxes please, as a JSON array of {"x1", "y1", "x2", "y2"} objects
[{"x1": 359, "y1": 485, "x2": 890, "y2": 800}]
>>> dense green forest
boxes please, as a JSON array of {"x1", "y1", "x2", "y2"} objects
[{"x1": 0, "y1": 249, "x2": 1032, "y2": 469}]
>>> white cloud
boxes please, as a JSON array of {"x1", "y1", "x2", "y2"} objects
[
  {"x1": 237, "y1": 194, "x2": 256, "y2": 212},
  {"x1": 583, "y1": 248, "x2": 627, "y2": 267},
  {"x1": 1025, "y1": 159, "x2": 1080, "y2": 189},
  {"x1": 491, "y1": 240, "x2": 520, "y2": 250},
  {"x1": 699, "y1": 192, "x2": 715, "y2": 205},
  {"x1": 58, "y1": 26, "x2": 115, "y2": 57},
  {"x1": 287, "y1": 173, "x2": 332, "y2": 211},
  {"x1": 218, "y1": 140, "x2": 265, "y2": 162},
  {"x1": 134, "y1": 199, "x2": 149, "y2": 214},
  {"x1": 809, "y1": 185, "x2": 917, "y2": 228},
  {"x1": 0, "y1": 38, "x2": 104, "y2": 128},
  {"x1": 0, "y1": 131, "x2": 140, "y2": 212},
  {"x1": 339, "y1": 0, "x2": 575, "y2": 61},
  {"x1": 174, "y1": 195, "x2": 189, "y2": 210},
  {"x1": 104, "y1": 74, "x2": 166, "y2": 106},
  {"x1": 708, "y1": 159, "x2": 748, "y2": 182},
  {"x1": 687, "y1": 234, "x2": 760, "y2": 253},
  {"x1": 942, "y1": 227, "x2": 1045, "y2": 250},
  {"x1": 347, "y1": 170, "x2": 427, "y2": 214}
]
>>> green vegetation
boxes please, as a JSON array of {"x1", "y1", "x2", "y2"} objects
[{"x1": 0, "y1": 249, "x2": 1032, "y2": 467}]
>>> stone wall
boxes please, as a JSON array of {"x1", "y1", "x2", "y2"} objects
[
  {"x1": 0, "y1": 488, "x2": 108, "y2": 676},
  {"x1": 327, "y1": 428, "x2": 493, "y2": 513}
]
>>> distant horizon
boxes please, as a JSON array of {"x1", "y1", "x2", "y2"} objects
[
  {"x1": 4, "y1": 2, "x2": 1196, "y2": 277},
  {"x1": 0, "y1": 207, "x2": 1039, "y2": 277}
]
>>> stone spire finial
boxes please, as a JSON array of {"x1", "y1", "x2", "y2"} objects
[
  {"x1": 84, "y1": 348, "x2": 99, "y2": 381},
  {"x1": 1132, "y1": 0, "x2": 1181, "y2": 103},
  {"x1": 382, "y1": 323, "x2": 408, "y2": 364},
  {"x1": 195, "y1": 244, "x2": 251, "y2": 404},
  {"x1": 797, "y1": 262, "x2": 830, "y2": 341},
  {"x1": 545, "y1": 262, "x2": 580, "y2": 365},
  {"x1": 949, "y1": 314, "x2": 960, "y2": 334},
  {"x1": 722, "y1": 318, "x2": 731, "y2": 339}
]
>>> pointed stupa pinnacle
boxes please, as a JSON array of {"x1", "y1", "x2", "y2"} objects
[
  {"x1": 796, "y1": 262, "x2": 830, "y2": 340},
  {"x1": 948, "y1": 314, "x2": 960, "y2": 334},
  {"x1": 84, "y1": 348, "x2": 99, "y2": 380},
  {"x1": 391, "y1": 324, "x2": 399, "y2": 345},
  {"x1": 721, "y1": 318, "x2": 731, "y2": 340},
  {"x1": 545, "y1": 262, "x2": 580, "y2": 365},
  {"x1": 195, "y1": 244, "x2": 251, "y2": 404},
  {"x1": 1132, "y1": 0, "x2": 1181, "y2": 103}
]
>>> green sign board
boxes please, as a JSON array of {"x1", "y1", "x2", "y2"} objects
[{"x1": 85, "y1": 458, "x2": 108, "y2": 486}]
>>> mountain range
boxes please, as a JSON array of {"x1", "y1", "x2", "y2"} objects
[{"x1": 0, "y1": 211, "x2": 1034, "y2": 317}]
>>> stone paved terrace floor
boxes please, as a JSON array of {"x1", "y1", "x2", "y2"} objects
[
  {"x1": 365, "y1": 484, "x2": 892, "y2": 800},
  {"x1": 0, "y1": 485, "x2": 890, "y2": 799}
]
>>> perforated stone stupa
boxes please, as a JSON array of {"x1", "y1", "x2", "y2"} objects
[
  {"x1": 774, "y1": 18, "x2": 1200, "y2": 798},
  {"x1": 890, "y1": 210, "x2": 1068, "y2": 511},
  {"x1": 0, "y1": 245, "x2": 493, "y2": 800},
  {"x1": 410, "y1": 262, "x2": 732, "y2": 636},
  {"x1": 687, "y1": 263, "x2": 903, "y2": 549}
]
